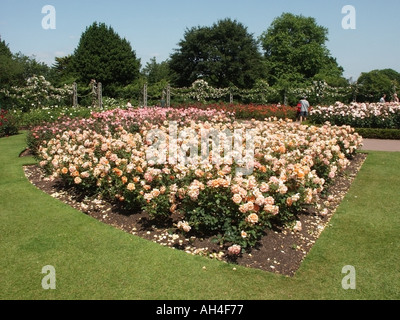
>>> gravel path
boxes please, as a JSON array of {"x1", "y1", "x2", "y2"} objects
[{"x1": 361, "y1": 139, "x2": 400, "y2": 152}]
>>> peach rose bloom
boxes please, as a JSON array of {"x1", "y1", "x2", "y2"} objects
[
  {"x1": 232, "y1": 194, "x2": 242, "y2": 204},
  {"x1": 247, "y1": 213, "x2": 259, "y2": 224}
]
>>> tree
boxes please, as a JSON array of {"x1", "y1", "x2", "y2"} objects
[
  {"x1": 50, "y1": 55, "x2": 76, "y2": 86},
  {"x1": 0, "y1": 36, "x2": 22, "y2": 87},
  {"x1": 1, "y1": 36, "x2": 52, "y2": 87},
  {"x1": 260, "y1": 13, "x2": 345, "y2": 87},
  {"x1": 1, "y1": 36, "x2": 53, "y2": 108},
  {"x1": 379, "y1": 69, "x2": 400, "y2": 85},
  {"x1": 169, "y1": 18, "x2": 265, "y2": 89},
  {"x1": 314, "y1": 56, "x2": 347, "y2": 87},
  {"x1": 12, "y1": 53, "x2": 52, "y2": 82},
  {"x1": 357, "y1": 69, "x2": 400, "y2": 102},
  {"x1": 142, "y1": 57, "x2": 171, "y2": 85},
  {"x1": 0, "y1": 36, "x2": 12, "y2": 57},
  {"x1": 71, "y1": 22, "x2": 141, "y2": 96}
]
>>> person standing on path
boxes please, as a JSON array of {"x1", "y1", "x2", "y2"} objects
[{"x1": 299, "y1": 97, "x2": 310, "y2": 123}]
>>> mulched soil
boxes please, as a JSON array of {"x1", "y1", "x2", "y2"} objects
[{"x1": 21, "y1": 148, "x2": 367, "y2": 276}]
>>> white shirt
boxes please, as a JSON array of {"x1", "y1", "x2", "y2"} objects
[{"x1": 300, "y1": 99, "x2": 310, "y2": 112}]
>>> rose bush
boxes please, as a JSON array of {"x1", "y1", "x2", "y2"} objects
[
  {"x1": 173, "y1": 103, "x2": 297, "y2": 121},
  {"x1": 0, "y1": 109, "x2": 19, "y2": 138},
  {"x1": 1, "y1": 75, "x2": 73, "y2": 112},
  {"x1": 310, "y1": 102, "x2": 400, "y2": 129},
  {"x1": 27, "y1": 106, "x2": 234, "y2": 154}
]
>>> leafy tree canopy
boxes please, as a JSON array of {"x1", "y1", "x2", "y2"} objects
[
  {"x1": 260, "y1": 13, "x2": 345, "y2": 87},
  {"x1": 0, "y1": 36, "x2": 12, "y2": 58},
  {"x1": 169, "y1": 18, "x2": 265, "y2": 89},
  {"x1": 1, "y1": 35, "x2": 51, "y2": 91},
  {"x1": 50, "y1": 55, "x2": 76, "y2": 86},
  {"x1": 142, "y1": 57, "x2": 172, "y2": 85},
  {"x1": 0, "y1": 36, "x2": 22, "y2": 87},
  {"x1": 357, "y1": 69, "x2": 400, "y2": 102},
  {"x1": 71, "y1": 22, "x2": 141, "y2": 96}
]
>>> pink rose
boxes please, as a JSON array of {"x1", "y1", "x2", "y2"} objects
[{"x1": 228, "y1": 245, "x2": 241, "y2": 256}]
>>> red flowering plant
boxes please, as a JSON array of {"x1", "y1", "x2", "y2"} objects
[
  {"x1": 0, "y1": 109, "x2": 19, "y2": 138},
  {"x1": 172, "y1": 103, "x2": 297, "y2": 121}
]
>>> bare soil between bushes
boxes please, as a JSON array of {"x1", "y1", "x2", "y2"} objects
[{"x1": 21, "y1": 149, "x2": 367, "y2": 276}]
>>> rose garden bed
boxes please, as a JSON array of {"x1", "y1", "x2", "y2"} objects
[
  {"x1": 23, "y1": 152, "x2": 365, "y2": 276},
  {"x1": 25, "y1": 107, "x2": 365, "y2": 276}
]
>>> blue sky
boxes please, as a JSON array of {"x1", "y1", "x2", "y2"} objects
[{"x1": 0, "y1": 0, "x2": 399, "y2": 80}]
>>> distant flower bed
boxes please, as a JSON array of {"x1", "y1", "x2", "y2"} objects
[
  {"x1": 310, "y1": 102, "x2": 400, "y2": 129},
  {"x1": 174, "y1": 103, "x2": 297, "y2": 121},
  {"x1": 31, "y1": 106, "x2": 363, "y2": 255},
  {"x1": 27, "y1": 107, "x2": 233, "y2": 154},
  {"x1": 91, "y1": 106, "x2": 235, "y2": 125}
]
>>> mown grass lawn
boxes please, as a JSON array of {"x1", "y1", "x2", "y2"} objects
[{"x1": 1, "y1": 132, "x2": 399, "y2": 300}]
